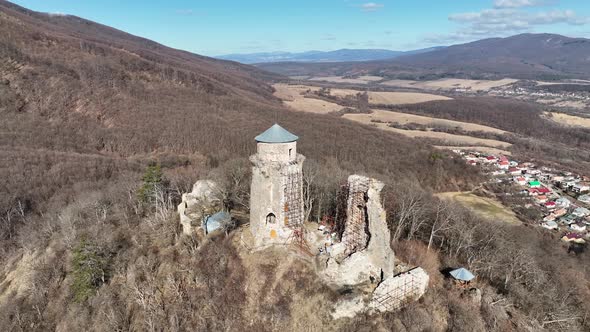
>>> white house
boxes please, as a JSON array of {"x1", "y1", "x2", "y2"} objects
[
  {"x1": 556, "y1": 197, "x2": 571, "y2": 208},
  {"x1": 573, "y1": 183, "x2": 590, "y2": 194},
  {"x1": 573, "y1": 207, "x2": 590, "y2": 218},
  {"x1": 571, "y1": 223, "x2": 587, "y2": 232},
  {"x1": 542, "y1": 221, "x2": 558, "y2": 230},
  {"x1": 578, "y1": 194, "x2": 590, "y2": 204}
]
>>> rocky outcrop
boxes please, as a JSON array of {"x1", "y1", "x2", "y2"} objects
[{"x1": 178, "y1": 180, "x2": 223, "y2": 235}]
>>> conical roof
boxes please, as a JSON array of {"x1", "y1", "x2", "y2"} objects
[
  {"x1": 255, "y1": 124, "x2": 299, "y2": 143},
  {"x1": 449, "y1": 268, "x2": 475, "y2": 281}
]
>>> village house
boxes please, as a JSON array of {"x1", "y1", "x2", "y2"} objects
[
  {"x1": 529, "y1": 180, "x2": 541, "y2": 188},
  {"x1": 497, "y1": 161, "x2": 509, "y2": 170},
  {"x1": 528, "y1": 188, "x2": 540, "y2": 196},
  {"x1": 542, "y1": 221, "x2": 558, "y2": 230},
  {"x1": 536, "y1": 195, "x2": 548, "y2": 204},
  {"x1": 561, "y1": 214, "x2": 578, "y2": 225},
  {"x1": 572, "y1": 183, "x2": 590, "y2": 194},
  {"x1": 578, "y1": 194, "x2": 590, "y2": 204},
  {"x1": 556, "y1": 197, "x2": 571, "y2": 208},
  {"x1": 562, "y1": 232, "x2": 585, "y2": 243},
  {"x1": 514, "y1": 176, "x2": 527, "y2": 186},
  {"x1": 572, "y1": 207, "x2": 590, "y2": 218},
  {"x1": 483, "y1": 155, "x2": 496, "y2": 163},
  {"x1": 554, "y1": 208, "x2": 568, "y2": 218},
  {"x1": 527, "y1": 169, "x2": 541, "y2": 175},
  {"x1": 544, "y1": 201, "x2": 556, "y2": 210},
  {"x1": 571, "y1": 222, "x2": 587, "y2": 232},
  {"x1": 508, "y1": 167, "x2": 522, "y2": 176}
]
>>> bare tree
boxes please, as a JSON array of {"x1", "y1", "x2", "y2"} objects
[
  {"x1": 303, "y1": 159, "x2": 320, "y2": 223},
  {"x1": 427, "y1": 200, "x2": 453, "y2": 250}
]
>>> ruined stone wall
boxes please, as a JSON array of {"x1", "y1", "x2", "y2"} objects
[
  {"x1": 364, "y1": 178, "x2": 395, "y2": 279},
  {"x1": 177, "y1": 180, "x2": 222, "y2": 235},
  {"x1": 341, "y1": 176, "x2": 370, "y2": 253},
  {"x1": 369, "y1": 267, "x2": 429, "y2": 312},
  {"x1": 321, "y1": 175, "x2": 395, "y2": 286}
]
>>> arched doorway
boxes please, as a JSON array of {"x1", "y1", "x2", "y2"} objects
[{"x1": 266, "y1": 213, "x2": 276, "y2": 224}]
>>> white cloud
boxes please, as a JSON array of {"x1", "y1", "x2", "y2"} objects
[
  {"x1": 422, "y1": 4, "x2": 589, "y2": 46},
  {"x1": 176, "y1": 9, "x2": 194, "y2": 16},
  {"x1": 450, "y1": 8, "x2": 588, "y2": 31},
  {"x1": 361, "y1": 2, "x2": 384, "y2": 12},
  {"x1": 493, "y1": 0, "x2": 547, "y2": 9}
]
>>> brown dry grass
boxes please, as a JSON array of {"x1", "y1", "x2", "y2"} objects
[
  {"x1": 437, "y1": 192, "x2": 519, "y2": 223},
  {"x1": 544, "y1": 111, "x2": 590, "y2": 128},
  {"x1": 274, "y1": 83, "x2": 450, "y2": 107},
  {"x1": 382, "y1": 78, "x2": 517, "y2": 91},
  {"x1": 368, "y1": 92, "x2": 451, "y2": 104},
  {"x1": 342, "y1": 111, "x2": 512, "y2": 148},
  {"x1": 434, "y1": 146, "x2": 512, "y2": 156},
  {"x1": 345, "y1": 110, "x2": 506, "y2": 134},
  {"x1": 284, "y1": 98, "x2": 343, "y2": 114},
  {"x1": 308, "y1": 76, "x2": 372, "y2": 84}
]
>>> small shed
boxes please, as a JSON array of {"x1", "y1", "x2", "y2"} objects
[
  {"x1": 449, "y1": 268, "x2": 475, "y2": 283},
  {"x1": 203, "y1": 211, "x2": 232, "y2": 235}
]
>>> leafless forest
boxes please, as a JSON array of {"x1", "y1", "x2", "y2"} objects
[{"x1": 0, "y1": 1, "x2": 589, "y2": 331}]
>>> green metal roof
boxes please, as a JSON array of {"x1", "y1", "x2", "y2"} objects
[
  {"x1": 255, "y1": 124, "x2": 299, "y2": 143},
  {"x1": 529, "y1": 181, "x2": 541, "y2": 186}
]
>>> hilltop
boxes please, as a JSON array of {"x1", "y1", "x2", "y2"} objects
[
  {"x1": 1, "y1": 1, "x2": 590, "y2": 331},
  {"x1": 216, "y1": 47, "x2": 444, "y2": 64},
  {"x1": 257, "y1": 33, "x2": 590, "y2": 80}
]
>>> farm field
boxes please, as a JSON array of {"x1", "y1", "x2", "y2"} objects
[
  {"x1": 347, "y1": 118, "x2": 512, "y2": 148},
  {"x1": 283, "y1": 97, "x2": 343, "y2": 113},
  {"x1": 434, "y1": 146, "x2": 512, "y2": 156},
  {"x1": 367, "y1": 92, "x2": 451, "y2": 104},
  {"x1": 273, "y1": 83, "x2": 450, "y2": 108},
  {"x1": 308, "y1": 76, "x2": 374, "y2": 84},
  {"x1": 544, "y1": 111, "x2": 590, "y2": 128},
  {"x1": 272, "y1": 84, "x2": 342, "y2": 113},
  {"x1": 437, "y1": 192, "x2": 520, "y2": 224},
  {"x1": 381, "y1": 78, "x2": 518, "y2": 91},
  {"x1": 346, "y1": 109, "x2": 506, "y2": 134}
]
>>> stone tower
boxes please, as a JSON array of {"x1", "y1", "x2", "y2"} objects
[{"x1": 249, "y1": 124, "x2": 305, "y2": 247}]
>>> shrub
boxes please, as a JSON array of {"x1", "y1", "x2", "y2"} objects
[
  {"x1": 71, "y1": 239, "x2": 110, "y2": 302},
  {"x1": 137, "y1": 163, "x2": 165, "y2": 204}
]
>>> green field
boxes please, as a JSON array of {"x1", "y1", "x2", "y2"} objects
[{"x1": 437, "y1": 192, "x2": 520, "y2": 223}]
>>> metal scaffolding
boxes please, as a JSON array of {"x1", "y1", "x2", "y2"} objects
[
  {"x1": 342, "y1": 179, "x2": 369, "y2": 253},
  {"x1": 372, "y1": 274, "x2": 419, "y2": 312},
  {"x1": 283, "y1": 168, "x2": 303, "y2": 227}
]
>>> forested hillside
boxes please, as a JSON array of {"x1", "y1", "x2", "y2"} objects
[
  {"x1": 1, "y1": 1, "x2": 589, "y2": 331},
  {"x1": 258, "y1": 34, "x2": 590, "y2": 80}
]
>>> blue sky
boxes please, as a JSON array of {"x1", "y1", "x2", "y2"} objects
[{"x1": 10, "y1": 0, "x2": 590, "y2": 56}]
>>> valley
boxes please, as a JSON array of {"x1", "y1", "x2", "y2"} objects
[{"x1": 2, "y1": 0, "x2": 590, "y2": 331}]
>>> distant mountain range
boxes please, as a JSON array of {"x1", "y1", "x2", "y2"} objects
[
  {"x1": 216, "y1": 47, "x2": 445, "y2": 64},
  {"x1": 256, "y1": 33, "x2": 590, "y2": 80}
]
